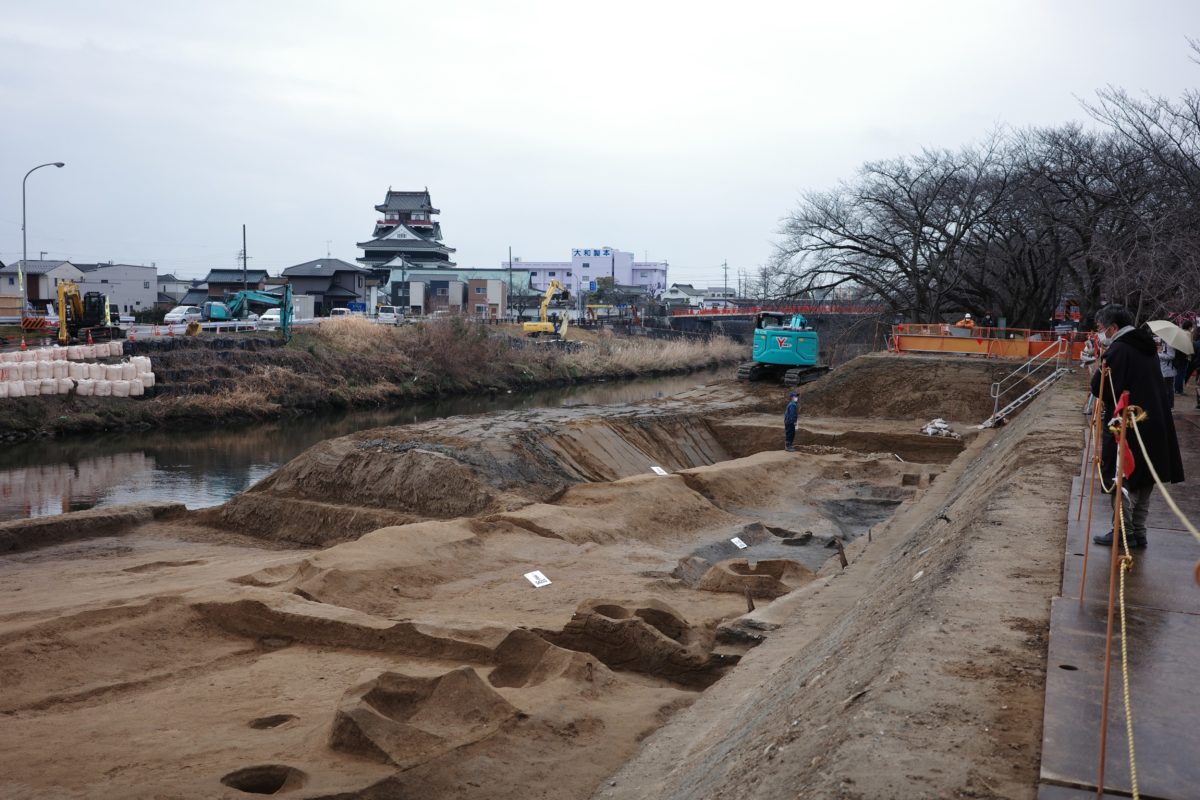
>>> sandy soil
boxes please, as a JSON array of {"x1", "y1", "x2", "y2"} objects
[{"x1": 0, "y1": 354, "x2": 1081, "y2": 799}]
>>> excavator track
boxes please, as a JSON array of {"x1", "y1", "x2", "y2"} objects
[
  {"x1": 736, "y1": 361, "x2": 765, "y2": 381},
  {"x1": 782, "y1": 366, "x2": 831, "y2": 387}
]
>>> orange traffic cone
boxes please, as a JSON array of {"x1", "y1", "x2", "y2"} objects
[
  {"x1": 128, "y1": 327, "x2": 135, "y2": 342},
  {"x1": 167, "y1": 325, "x2": 174, "y2": 337},
  {"x1": 87, "y1": 331, "x2": 94, "y2": 345},
  {"x1": 153, "y1": 325, "x2": 160, "y2": 337},
  {"x1": 19, "y1": 338, "x2": 27, "y2": 351}
]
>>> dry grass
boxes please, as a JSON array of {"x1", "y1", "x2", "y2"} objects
[{"x1": 564, "y1": 335, "x2": 744, "y2": 375}]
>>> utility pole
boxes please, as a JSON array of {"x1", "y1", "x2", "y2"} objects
[
  {"x1": 242, "y1": 224, "x2": 248, "y2": 290},
  {"x1": 723, "y1": 260, "x2": 729, "y2": 307},
  {"x1": 325, "y1": 240, "x2": 332, "y2": 257},
  {"x1": 508, "y1": 245, "x2": 513, "y2": 321}
]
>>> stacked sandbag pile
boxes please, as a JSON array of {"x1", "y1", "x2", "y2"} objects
[{"x1": 0, "y1": 346, "x2": 154, "y2": 399}]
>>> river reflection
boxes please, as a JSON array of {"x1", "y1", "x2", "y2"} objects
[{"x1": 0, "y1": 372, "x2": 719, "y2": 522}]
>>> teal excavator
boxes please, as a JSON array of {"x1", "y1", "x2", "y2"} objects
[
  {"x1": 195, "y1": 286, "x2": 293, "y2": 337},
  {"x1": 736, "y1": 312, "x2": 830, "y2": 386}
]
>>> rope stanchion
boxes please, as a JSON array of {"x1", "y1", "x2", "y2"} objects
[
  {"x1": 1079, "y1": 367, "x2": 1108, "y2": 602},
  {"x1": 1096, "y1": 402, "x2": 1140, "y2": 799}
]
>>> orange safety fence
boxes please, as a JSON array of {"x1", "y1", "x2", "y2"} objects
[{"x1": 890, "y1": 324, "x2": 1089, "y2": 361}]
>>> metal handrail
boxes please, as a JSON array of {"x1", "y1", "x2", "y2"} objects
[{"x1": 989, "y1": 338, "x2": 1068, "y2": 419}]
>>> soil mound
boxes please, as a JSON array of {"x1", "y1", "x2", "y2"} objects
[
  {"x1": 536, "y1": 599, "x2": 730, "y2": 689},
  {"x1": 211, "y1": 406, "x2": 738, "y2": 545},
  {"x1": 330, "y1": 666, "x2": 517, "y2": 767},
  {"x1": 797, "y1": 352, "x2": 1021, "y2": 420},
  {"x1": 695, "y1": 558, "x2": 816, "y2": 599},
  {"x1": 489, "y1": 629, "x2": 613, "y2": 690},
  {"x1": 494, "y1": 473, "x2": 740, "y2": 546}
]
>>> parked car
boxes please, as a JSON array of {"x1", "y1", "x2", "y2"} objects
[
  {"x1": 329, "y1": 307, "x2": 352, "y2": 318},
  {"x1": 164, "y1": 305, "x2": 202, "y2": 324},
  {"x1": 257, "y1": 308, "x2": 282, "y2": 329},
  {"x1": 376, "y1": 305, "x2": 402, "y2": 325}
]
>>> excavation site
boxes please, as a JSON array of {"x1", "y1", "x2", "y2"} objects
[{"x1": 0, "y1": 354, "x2": 1090, "y2": 799}]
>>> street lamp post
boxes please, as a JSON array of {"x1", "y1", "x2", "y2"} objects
[{"x1": 21, "y1": 161, "x2": 65, "y2": 314}]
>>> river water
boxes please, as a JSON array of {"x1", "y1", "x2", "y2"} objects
[{"x1": 0, "y1": 372, "x2": 718, "y2": 522}]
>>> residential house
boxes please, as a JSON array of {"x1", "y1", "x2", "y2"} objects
[
  {"x1": 204, "y1": 269, "x2": 269, "y2": 298},
  {"x1": 662, "y1": 283, "x2": 705, "y2": 309},
  {"x1": 179, "y1": 285, "x2": 210, "y2": 307},
  {"x1": 0, "y1": 260, "x2": 85, "y2": 311},
  {"x1": 0, "y1": 259, "x2": 17, "y2": 319},
  {"x1": 76, "y1": 263, "x2": 158, "y2": 317},
  {"x1": 399, "y1": 268, "x2": 530, "y2": 318},
  {"x1": 157, "y1": 273, "x2": 192, "y2": 303},
  {"x1": 281, "y1": 258, "x2": 372, "y2": 316},
  {"x1": 700, "y1": 286, "x2": 738, "y2": 309}
]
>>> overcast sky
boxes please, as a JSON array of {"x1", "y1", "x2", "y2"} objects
[{"x1": 2, "y1": 1, "x2": 1198, "y2": 288}]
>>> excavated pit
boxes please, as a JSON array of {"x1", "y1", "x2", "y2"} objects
[{"x1": 0, "y1": 355, "x2": 1027, "y2": 799}]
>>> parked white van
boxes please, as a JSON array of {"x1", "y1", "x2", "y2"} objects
[{"x1": 376, "y1": 305, "x2": 402, "y2": 325}]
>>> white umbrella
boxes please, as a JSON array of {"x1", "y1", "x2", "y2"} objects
[{"x1": 1147, "y1": 319, "x2": 1194, "y2": 355}]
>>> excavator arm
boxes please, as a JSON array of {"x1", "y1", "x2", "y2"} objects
[
  {"x1": 523, "y1": 280, "x2": 570, "y2": 338},
  {"x1": 57, "y1": 281, "x2": 85, "y2": 345}
]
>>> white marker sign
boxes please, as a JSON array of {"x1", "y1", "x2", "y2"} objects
[
  {"x1": 651, "y1": 466, "x2": 669, "y2": 476},
  {"x1": 730, "y1": 537, "x2": 748, "y2": 549},
  {"x1": 524, "y1": 570, "x2": 552, "y2": 588}
]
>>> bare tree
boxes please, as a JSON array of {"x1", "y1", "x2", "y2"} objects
[{"x1": 775, "y1": 136, "x2": 1009, "y2": 321}]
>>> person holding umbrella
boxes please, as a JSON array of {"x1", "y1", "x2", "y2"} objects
[{"x1": 1148, "y1": 318, "x2": 1195, "y2": 409}]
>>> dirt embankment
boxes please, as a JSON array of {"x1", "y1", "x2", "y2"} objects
[
  {"x1": 0, "y1": 320, "x2": 743, "y2": 442},
  {"x1": 0, "y1": 354, "x2": 1080, "y2": 799}
]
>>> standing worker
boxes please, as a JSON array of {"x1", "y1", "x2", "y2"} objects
[
  {"x1": 1090, "y1": 305, "x2": 1184, "y2": 547},
  {"x1": 784, "y1": 391, "x2": 799, "y2": 452}
]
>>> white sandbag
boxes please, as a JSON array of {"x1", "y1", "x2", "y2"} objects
[
  {"x1": 40, "y1": 378, "x2": 57, "y2": 395},
  {"x1": 50, "y1": 348, "x2": 67, "y2": 361},
  {"x1": 120, "y1": 362, "x2": 136, "y2": 381},
  {"x1": 142, "y1": 372, "x2": 155, "y2": 388},
  {"x1": 111, "y1": 379, "x2": 130, "y2": 398},
  {"x1": 57, "y1": 378, "x2": 74, "y2": 394},
  {"x1": 76, "y1": 378, "x2": 94, "y2": 397},
  {"x1": 8, "y1": 380, "x2": 24, "y2": 398},
  {"x1": 33, "y1": 348, "x2": 48, "y2": 362},
  {"x1": 0, "y1": 382, "x2": 7, "y2": 398},
  {"x1": 67, "y1": 345, "x2": 82, "y2": 360},
  {"x1": 129, "y1": 378, "x2": 144, "y2": 397},
  {"x1": 24, "y1": 379, "x2": 39, "y2": 395},
  {"x1": 67, "y1": 363, "x2": 84, "y2": 380},
  {"x1": 105, "y1": 365, "x2": 122, "y2": 381},
  {"x1": 109, "y1": 341, "x2": 123, "y2": 357},
  {"x1": 134, "y1": 356, "x2": 152, "y2": 374},
  {"x1": 82, "y1": 345, "x2": 95, "y2": 359},
  {"x1": 94, "y1": 380, "x2": 112, "y2": 397},
  {"x1": 36, "y1": 361, "x2": 52, "y2": 379},
  {"x1": 0, "y1": 351, "x2": 15, "y2": 363},
  {"x1": 87, "y1": 363, "x2": 104, "y2": 380},
  {"x1": 20, "y1": 362, "x2": 37, "y2": 380},
  {"x1": 52, "y1": 361, "x2": 68, "y2": 379}
]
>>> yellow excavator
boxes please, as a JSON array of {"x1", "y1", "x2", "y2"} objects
[
  {"x1": 56, "y1": 280, "x2": 122, "y2": 345},
  {"x1": 522, "y1": 279, "x2": 570, "y2": 338}
]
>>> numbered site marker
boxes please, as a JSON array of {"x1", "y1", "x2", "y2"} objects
[
  {"x1": 651, "y1": 466, "x2": 669, "y2": 476},
  {"x1": 524, "y1": 570, "x2": 552, "y2": 588},
  {"x1": 730, "y1": 537, "x2": 748, "y2": 549}
]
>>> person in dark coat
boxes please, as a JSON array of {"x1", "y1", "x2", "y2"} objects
[
  {"x1": 784, "y1": 392, "x2": 799, "y2": 451},
  {"x1": 1090, "y1": 305, "x2": 1185, "y2": 547}
]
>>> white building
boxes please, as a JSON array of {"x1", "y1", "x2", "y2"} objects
[
  {"x1": 662, "y1": 283, "x2": 705, "y2": 308},
  {"x1": 0, "y1": 260, "x2": 85, "y2": 312},
  {"x1": 508, "y1": 247, "x2": 668, "y2": 297},
  {"x1": 76, "y1": 263, "x2": 158, "y2": 316}
]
